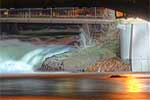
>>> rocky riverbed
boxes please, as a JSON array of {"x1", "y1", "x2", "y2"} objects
[
  {"x1": 85, "y1": 57, "x2": 130, "y2": 72},
  {"x1": 1, "y1": 22, "x2": 131, "y2": 73},
  {"x1": 36, "y1": 40, "x2": 131, "y2": 72}
]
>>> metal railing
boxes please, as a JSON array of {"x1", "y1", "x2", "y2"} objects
[{"x1": 0, "y1": 7, "x2": 115, "y2": 19}]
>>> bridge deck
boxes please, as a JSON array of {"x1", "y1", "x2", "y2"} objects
[{"x1": 0, "y1": 18, "x2": 115, "y2": 24}]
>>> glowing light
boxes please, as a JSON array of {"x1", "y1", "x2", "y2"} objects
[
  {"x1": 4, "y1": 11, "x2": 8, "y2": 16},
  {"x1": 125, "y1": 77, "x2": 142, "y2": 92},
  {"x1": 116, "y1": 11, "x2": 125, "y2": 18}
]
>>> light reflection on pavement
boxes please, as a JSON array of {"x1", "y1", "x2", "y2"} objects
[{"x1": 0, "y1": 73, "x2": 150, "y2": 99}]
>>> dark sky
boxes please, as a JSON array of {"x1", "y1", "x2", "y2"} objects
[
  {"x1": 1, "y1": 0, "x2": 148, "y2": 8},
  {"x1": 1, "y1": 0, "x2": 95, "y2": 8}
]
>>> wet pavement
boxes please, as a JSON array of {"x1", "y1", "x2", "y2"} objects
[{"x1": 0, "y1": 73, "x2": 150, "y2": 99}]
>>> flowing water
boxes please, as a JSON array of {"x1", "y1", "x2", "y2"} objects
[
  {"x1": 79, "y1": 28, "x2": 95, "y2": 48},
  {"x1": 0, "y1": 28, "x2": 96, "y2": 73},
  {"x1": 0, "y1": 39, "x2": 75, "y2": 73}
]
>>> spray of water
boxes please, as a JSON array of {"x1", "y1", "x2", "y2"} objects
[
  {"x1": 0, "y1": 39, "x2": 74, "y2": 73},
  {"x1": 0, "y1": 28, "x2": 95, "y2": 73},
  {"x1": 79, "y1": 28, "x2": 95, "y2": 48}
]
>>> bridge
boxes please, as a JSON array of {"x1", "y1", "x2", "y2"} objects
[
  {"x1": 0, "y1": 18, "x2": 115, "y2": 24},
  {"x1": 0, "y1": 8, "x2": 117, "y2": 36},
  {"x1": 0, "y1": 8, "x2": 115, "y2": 24},
  {"x1": 1, "y1": 0, "x2": 149, "y2": 20}
]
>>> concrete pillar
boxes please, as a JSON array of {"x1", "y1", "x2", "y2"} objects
[{"x1": 131, "y1": 23, "x2": 150, "y2": 72}]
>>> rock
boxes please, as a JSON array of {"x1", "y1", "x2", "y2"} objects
[
  {"x1": 36, "y1": 56, "x2": 64, "y2": 72},
  {"x1": 85, "y1": 57, "x2": 131, "y2": 72},
  {"x1": 37, "y1": 45, "x2": 118, "y2": 72}
]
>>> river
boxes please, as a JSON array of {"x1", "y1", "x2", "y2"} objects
[{"x1": 0, "y1": 39, "x2": 75, "y2": 73}]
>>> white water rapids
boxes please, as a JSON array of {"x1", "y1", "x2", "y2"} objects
[{"x1": 0, "y1": 39, "x2": 75, "y2": 73}]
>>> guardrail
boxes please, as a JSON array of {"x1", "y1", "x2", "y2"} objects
[{"x1": 0, "y1": 7, "x2": 115, "y2": 19}]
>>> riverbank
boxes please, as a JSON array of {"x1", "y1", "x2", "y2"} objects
[{"x1": 37, "y1": 40, "x2": 131, "y2": 72}]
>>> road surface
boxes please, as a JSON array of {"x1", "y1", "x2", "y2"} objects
[{"x1": 0, "y1": 72, "x2": 150, "y2": 100}]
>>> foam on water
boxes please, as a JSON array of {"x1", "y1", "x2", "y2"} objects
[
  {"x1": 0, "y1": 39, "x2": 75, "y2": 73},
  {"x1": 79, "y1": 28, "x2": 95, "y2": 48}
]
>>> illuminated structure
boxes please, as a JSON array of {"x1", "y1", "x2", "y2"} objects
[{"x1": 0, "y1": 0, "x2": 149, "y2": 20}]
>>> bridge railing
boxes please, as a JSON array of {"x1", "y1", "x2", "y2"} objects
[{"x1": 0, "y1": 8, "x2": 115, "y2": 19}]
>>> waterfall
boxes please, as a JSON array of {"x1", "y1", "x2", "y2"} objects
[
  {"x1": 0, "y1": 39, "x2": 74, "y2": 73},
  {"x1": 79, "y1": 28, "x2": 95, "y2": 48}
]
